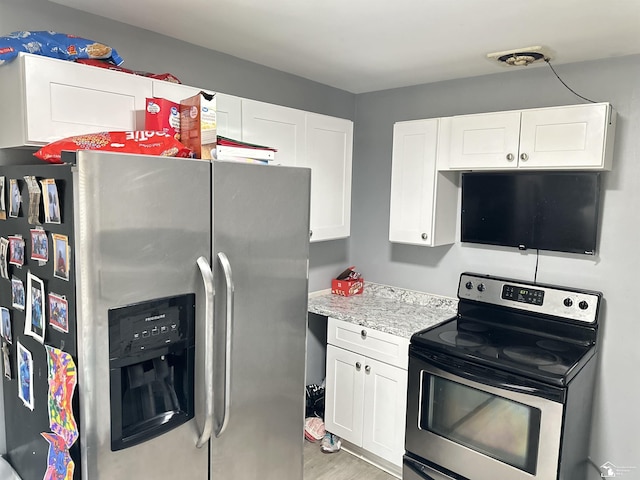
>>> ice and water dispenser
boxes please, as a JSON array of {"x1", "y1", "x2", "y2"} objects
[{"x1": 108, "y1": 294, "x2": 195, "y2": 451}]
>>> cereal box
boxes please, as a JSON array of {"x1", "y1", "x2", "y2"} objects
[
  {"x1": 145, "y1": 98, "x2": 181, "y2": 140},
  {"x1": 180, "y1": 91, "x2": 217, "y2": 159}
]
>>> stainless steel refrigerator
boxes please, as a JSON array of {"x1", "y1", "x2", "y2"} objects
[{"x1": 0, "y1": 151, "x2": 311, "y2": 479}]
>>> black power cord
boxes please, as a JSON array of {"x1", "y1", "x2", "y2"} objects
[{"x1": 544, "y1": 58, "x2": 598, "y2": 104}]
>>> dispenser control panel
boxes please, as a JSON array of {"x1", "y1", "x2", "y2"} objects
[{"x1": 108, "y1": 294, "x2": 195, "y2": 358}]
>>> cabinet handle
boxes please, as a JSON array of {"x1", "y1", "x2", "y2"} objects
[
  {"x1": 356, "y1": 362, "x2": 361, "y2": 370},
  {"x1": 309, "y1": 230, "x2": 313, "y2": 238},
  {"x1": 506, "y1": 153, "x2": 515, "y2": 161},
  {"x1": 365, "y1": 365, "x2": 371, "y2": 374},
  {"x1": 520, "y1": 153, "x2": 529, "y2": 161},
  {"x1": 361, "y1": 329, "x2": 367, "y2": 339},
  {"x1": 421, "y1": 233, "x2": 428, "y2": 240}
]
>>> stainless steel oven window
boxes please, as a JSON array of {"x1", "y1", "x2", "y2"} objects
[{"x1": 420, "y1": 372, "x2": 542, "y2": 474}]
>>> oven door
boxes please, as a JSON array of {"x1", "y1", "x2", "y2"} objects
[{"x1": 405, "y1": 348, "x2": 565, "y2": 480}]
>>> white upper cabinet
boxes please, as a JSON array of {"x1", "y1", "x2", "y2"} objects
[
  {"x1": 389, "y1": 118, "x2": 458, "y2": 246},
  {"x1": 150, "y1": 81, "x2": 200, "y2": 103},
  {"x1": 448, "y1": 111, "x2": 521, "y2": 169},
  {"x1": 241, "y1": 99, "x2": 353, "y2": 242},
  {"x1": 0, "y1": 53, "x2": 152, "y2": 148},
  {"x1": 216, "y1": 93, "x2": 242, "y2": 140},
  {"x1": 518, "y1": 104, "x2": 614, "y2": 169},
  {"x1": 241, "y1": 99, "x2": 306, "y2": 168},
  {"x1": 446, "y1": 103, "x2": 616, "y2": 171},
  {"x1": 0, "y1": 54, "x2": 353, "y2": 242},
  {"x1": 304, "y1": 113, "x2": 353, "y2": 242}
]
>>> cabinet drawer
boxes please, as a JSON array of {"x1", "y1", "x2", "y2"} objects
[{"x1": 327, "y1": 317, "x2": 409, "y2": 369}]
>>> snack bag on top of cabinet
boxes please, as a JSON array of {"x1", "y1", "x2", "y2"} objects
[
  {"x1": 33, "y1": 131, "x2": 192, "y2": 164},
  {"x1": 0, "y1": 31, "x2": 123, "y2": 66}
]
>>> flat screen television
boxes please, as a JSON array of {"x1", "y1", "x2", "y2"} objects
[{"x1": 461, "y1": 172, "x2": 601, "y2": 255}]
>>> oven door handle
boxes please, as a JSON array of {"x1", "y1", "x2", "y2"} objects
[{"x1": 412, "y1": 349, "x2": 564, "y2": 401}]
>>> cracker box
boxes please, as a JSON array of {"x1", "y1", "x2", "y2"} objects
[
  {"x1": 179, "y1": 91, "x2": 217, "y2": 159},
  {"x1": 145, "y1": 98, "x2": 181, "y2": 140},
  {"x1": 331, "y1": 278, "x2": 364, "y2": 296},
  {"x1": 331, "y1": 266, "x2": 364, "y2": 296}
]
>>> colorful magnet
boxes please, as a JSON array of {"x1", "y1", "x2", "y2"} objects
[
  {"x1": 45, "y1": 346, "x2": 78, "y2": 448},
  {"x1": 41, "y1": 432, "x2": 74, "y2": 480}
]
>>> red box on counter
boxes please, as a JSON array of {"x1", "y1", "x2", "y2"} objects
[{"x1": 331, "y1": 278, "x2": 364, "y2": 296}]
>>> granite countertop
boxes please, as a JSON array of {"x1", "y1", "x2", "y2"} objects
[{"x1": 308, "y1": 282, "x2": 458, "y2": 339}]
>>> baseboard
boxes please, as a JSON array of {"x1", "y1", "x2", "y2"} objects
[{"x1": 340, "y1": 440, "x2": 402, "y2": 478}]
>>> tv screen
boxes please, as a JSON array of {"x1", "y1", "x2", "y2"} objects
[{"x1": 461, "y1": 172, "x2": 601, "y2": 255}]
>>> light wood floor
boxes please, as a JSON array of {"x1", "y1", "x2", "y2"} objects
[{"x1": 303, "y1": 439, "x2": 396, "y2": 480}]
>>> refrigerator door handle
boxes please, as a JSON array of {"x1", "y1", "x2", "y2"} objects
[
  {"x1": 215, "y1": 251, "x2": 234, "y2": 438},
  {"x1": 196, "y1": 256, "x2": 215, "y2": 448}
]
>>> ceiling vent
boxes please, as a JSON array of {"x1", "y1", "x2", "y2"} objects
[{"x1": 487, "y1": 46, "x2": 551, "y2": 66}]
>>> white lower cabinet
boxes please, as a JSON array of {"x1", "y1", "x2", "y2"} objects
[{"x1": 324, "y1": 318, "x2": 408, "y2": 470}]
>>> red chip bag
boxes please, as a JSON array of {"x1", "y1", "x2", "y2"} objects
[{"x1": 34, "y1": 131, "x2": 193, "y2": 164}]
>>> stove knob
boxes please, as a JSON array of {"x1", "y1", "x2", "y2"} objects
[
  {"x1": 477, "y1": 283, "x2": 486, "y2": 292},
  {"x1": 465, "y1": 281, "x2": 473, "y2": 290},
  {"x1": 563, "y1": 298, "x2": 573, "y2": 307},
  {"x1": 579, "y1": 301, "x2": 589, "y2": 310}
]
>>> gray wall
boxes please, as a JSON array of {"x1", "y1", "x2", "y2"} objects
[{"x1": 351, "y1": 56, "x2": 640, "y2": 477}]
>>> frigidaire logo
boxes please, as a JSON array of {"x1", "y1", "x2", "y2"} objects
[{"x1": 145, "y1": 314, "x2": 166, "y2": 322}]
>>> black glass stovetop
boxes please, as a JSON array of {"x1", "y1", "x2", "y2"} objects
[{"x1": 411, "y1": 315, "x2": 596, "y2": 386}]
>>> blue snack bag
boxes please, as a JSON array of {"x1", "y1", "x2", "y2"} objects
[{"x1": 0, "y1": 31, "x2": 123, "y2": 66}]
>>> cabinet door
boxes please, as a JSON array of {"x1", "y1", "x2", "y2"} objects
[
  {"x1": 448, "y1": 111, "x2": 521, "y2": 170},
  {"x1": 518, "y1": 103, "x2": 612, "y2": 169},
  {"x1": 151, "y1": 81, "x2": 201, "y2": 103},
  {"x1": 241, "y1": 99, "x2": 305, "y2": 167},
  {"x1": 361, "y1": 357, "x2": 408, "y2": 467},
  {"x1": 325, "y1": 345, "x2": 365, "y2": 446},
  {"x1": 216, "y1": 93, "x2": 242, "y2": 140},
  {"x1": 305, "y1": 113, "x2": 353, "y2": 242},
  {"x1": 22, "y1": 54, "x2": 152, "y2": 145},
  {"x1": 389, "y1": 119, "x2": 439, "y2": 245}
]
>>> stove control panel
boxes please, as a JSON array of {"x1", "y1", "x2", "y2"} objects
[
  {"x1": 458, "y1": 273, "x2": 601, "y2": 324},
  {"x1": 501, "y1": 285, "x2": 545, "y2": 305}
]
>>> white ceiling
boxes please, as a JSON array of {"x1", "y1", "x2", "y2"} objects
[{"x1": 51, "y1": 0, "x2": 640, "y2": 94}]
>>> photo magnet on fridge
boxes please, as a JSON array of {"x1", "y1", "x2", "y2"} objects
[
  {"x1": 41, "y1": 179, "x2": 61, "y2": 225},
  {"x1": 25, "y1": 272, "x2": 46, "y2": 344},
  {"x1": 53, "y1": 234, "x2": 69, "y2": 281},
  {"x1": 1, "y1": 306, "x2": 12, "y2": 344},
  {"x1": 23, "y1": 176, "x2": 41, "y2": 225},
  {"x1": 2, "y1": 342, "x2": 11, "y2": 379},
  {"x1": 31, "y1": 228, "x2": 49, "y2": 263},
  {"x1": 0, "y1": 176, "x2": 6, "y2": 221},
  {"x1": 0, "y1": 237, "x2": 9, "y2": 279},
  {"x1": 11, "y1": 276, "x2": 25, "y2": 311},
  {"x1": 8, "y1": 235, "x2": 25, "y2": 267},
  {"x1": 9, "y1": 179, "x2": 20, "y2": 218},
  {"x1": 48, "y1": 293, "x2": 68, "y2": 334},
  {"x1": 17, "y1": 341, "x2": 34, "y2": 410}
]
